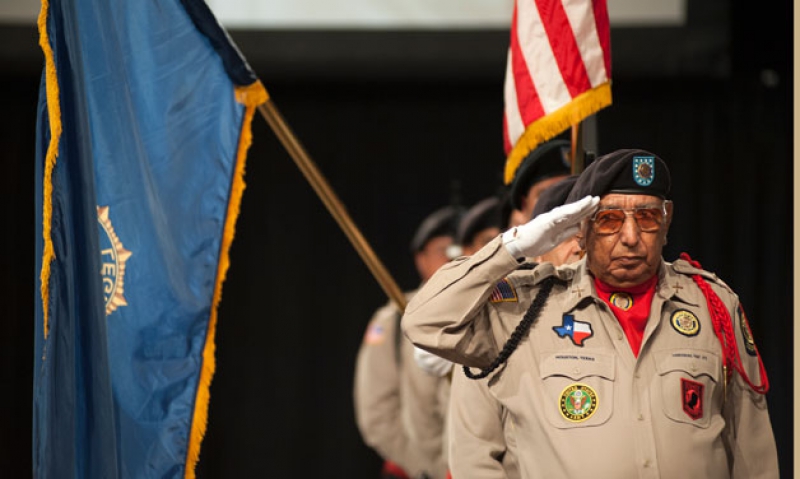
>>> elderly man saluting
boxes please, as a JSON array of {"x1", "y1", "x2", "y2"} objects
[{"x1": 402, "y1": 149, "x2": 778, "y2": 478}]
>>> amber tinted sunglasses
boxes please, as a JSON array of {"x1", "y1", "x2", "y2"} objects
[{"x1": 590, "y1": 202, "x2": 669, "y2": 235}]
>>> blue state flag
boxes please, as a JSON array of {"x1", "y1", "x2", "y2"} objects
[{"x1": 34, "y1": 0, "x2": 268, "y2": 477}]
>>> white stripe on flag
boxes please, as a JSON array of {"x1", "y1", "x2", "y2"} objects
[
  {"x1": 504, "y1": 48, "x2": 525, "y2": 150},
  {"x1": 562, "y1": 0, "x2": 608, "y2": 87},
  {"x1": 517, "y1": 0, "x2": 571, "y2": 114}
]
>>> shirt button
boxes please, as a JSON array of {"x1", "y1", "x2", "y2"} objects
[
  {"x1": 634, "y1": 373, "x2": 641, "y2": 379},
  {"x1": 573, "y1": 368, "x2": 580, "y2": 374},
  {"x1": 637, "y1": 413, "x2": 644, "y2": 421},
  {"x1": 643, "y1": 459, "x2": 651, "y2": 468},
  {"x1": 617, "y1": 332, "x2": 623, "y2": 340}
]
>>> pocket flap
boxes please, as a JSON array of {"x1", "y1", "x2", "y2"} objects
[
  {"x1": 654, "y1": 349, "x2": 720, "y2": 381},
  {"x1": 540, "y1": 351, "x2": 615, "y2": 381}
]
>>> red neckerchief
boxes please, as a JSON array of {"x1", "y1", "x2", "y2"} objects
[{"x1": 593, "y1": 274, "x2": 658, "y2": 357}]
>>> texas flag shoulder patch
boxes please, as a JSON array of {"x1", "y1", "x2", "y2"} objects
[{"x1": 553, "y1": 314, "x2": 594, "y2": 346}]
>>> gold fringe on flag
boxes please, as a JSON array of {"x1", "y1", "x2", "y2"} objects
[
  {"x1": 504, "y1": 82, "x2": 612, "y2": 184},
  {"x1": 37, "y1": 0, "x2": 63, "y2": 340},
  {"x1": 184, "y1": 80, "x2": 269, "y2": 479}
]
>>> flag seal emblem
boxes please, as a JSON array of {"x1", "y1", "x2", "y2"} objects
[
  {"x1": 489, "y1": 278, "x2": 518, "y2": 303},
  {"x1": 97, "y1": 206, "x2": 132, "y2": 316},
  {"x1": 632, "y1": 156, "x2": 655, "y2": 186},
  {"x1": 671, "y1": 309, "x2": 700, "y2": 336},
  {"x1": 738, "y1": 305, "x2": 757, "y2": 356},
  {"x1": 364, "y1": 323, "x2": 386, "y2": 345},
  {"x1": 609, "y1": 292, "x2": 633, "y2": 310},
  {"x1": 553, "y1": 314, "x2": 594, "y2": 346},
  {"x1": 559, "y1": 383, "x2": 598, "y2": 422},
  {"x1": 681, "y1": 378, "x2": 704, "y2": 420}
]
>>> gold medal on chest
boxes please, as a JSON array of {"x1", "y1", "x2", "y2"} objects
[
  {"x1": 609, "y1": 292, "x2": 633, "y2": 311},
  {"x1": 670, "y1": 309, "x2": 700, "y2": 336}
]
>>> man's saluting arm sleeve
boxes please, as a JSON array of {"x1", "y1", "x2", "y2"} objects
[{"x1": 401, "y1": 236, "x2": 521, "y2": 369}]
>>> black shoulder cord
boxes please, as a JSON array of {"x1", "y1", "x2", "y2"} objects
[
  {"x1": 463, "y1": 276, "x2": 557, "y2": 380},
  {"x1": 393, "y1": 309, "x2": 403, "y2": 366}
]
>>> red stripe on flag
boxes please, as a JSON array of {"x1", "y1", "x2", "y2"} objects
[
  {"x1": 593, "y1": 0, "x2": 612, "y2": 79},
  {"x1": 509, "y1": 2, "x2": 544, "y2": 126},
  {"x1": 533, "y1": 0, "x2": 592, "y2": 98}
]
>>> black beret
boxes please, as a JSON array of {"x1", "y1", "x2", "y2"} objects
[
  {"x1": 456, "y1": 197, "x2": 503, "y2": 246},
  {"x1": 499, "y1": 190, "x2": 514, "y2": 230},
  {"x1": 566, "y1": 149, "x2": 671, "y2": 203},
  {"x1": 409, "y1": 206, "x2": 464, "y2": 253},
  {"x1": 509, "y1": 139, "x2": 572, "y2": 210},
  {"x1": 531, "y1": 175, "x2": 579, "y2": 220}
]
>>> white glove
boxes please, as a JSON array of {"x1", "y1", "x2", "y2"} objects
[
  {"x1": 413, "y1": 346, "x2": 454, "y2": 377},
  {"x1": 503, "y1": 195, "x2": 600, "y2": 259}
]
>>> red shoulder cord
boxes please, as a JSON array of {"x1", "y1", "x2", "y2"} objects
[{"x1": 679, "y1": 253, "x2": 769, "y2": 395}]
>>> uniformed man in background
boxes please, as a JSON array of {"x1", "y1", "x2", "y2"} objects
[
  {"x1": 354, "y1": 206, "x2": 462, "y2": 479},
  {"x1": 413, "y1": 196, "x2": 504, "y2": 378},
  {"x1": 403, "y1": 150, "x2": 778, "y2": 478},
  {"x1": 506, "y1": 139, "x2": 571, "y2": 227},
  {"x1": 447, "y1": 175, "x2": 578, "y2": 479},
  {"x1": 456, "y1": 196, "x2": 504, "y2": 256}
]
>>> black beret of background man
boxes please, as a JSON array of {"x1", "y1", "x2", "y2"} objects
[
  {"x1": 403, "y1": 150, "x2": 778, "y2": 477},
  {"x1": 456, "y1": 197, "x2": 504, "y2": 256},
  {"x1": 414, "y1": 197, "x2": 505, "y2": 377},
  {"x1": 529, "y1": 174, "x2": 582, "y2": 267},
  {"x1": 507, "y1": 139, "x2": 571, "y2": 227},
  {"x1": 355, "y1": 206, "x2": 463, "y2": 479}
]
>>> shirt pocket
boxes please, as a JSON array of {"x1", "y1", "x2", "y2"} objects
[
  {"x1": 539, "y1": 351, "x2": 615, "y2": 429},
  {"x1": 654, "y1": 349, "x2": 720, "y2": 428}
]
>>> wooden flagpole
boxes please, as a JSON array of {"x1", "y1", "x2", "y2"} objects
[
  {"x1": 570, "y1": 123, "x2": 585, "y2": 174},
  {"x1": 256, "y1": 99, "x2": 408, "y2": 311}
]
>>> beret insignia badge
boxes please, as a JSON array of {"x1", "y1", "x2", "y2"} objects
[{"x1": 632, "y1": 156, "x2": 655, "y2": 186}]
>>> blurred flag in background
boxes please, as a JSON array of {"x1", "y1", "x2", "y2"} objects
[{"x1": 34, "y1": 0, "x2": 267, "y2": 477}]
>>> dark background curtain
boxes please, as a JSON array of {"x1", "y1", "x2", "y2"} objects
[{"x1": 1, "y1": 1, "x2": 792, "y2": 476}]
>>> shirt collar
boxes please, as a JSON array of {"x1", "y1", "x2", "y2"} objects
[{"x1": 560, "y1": 258, "x2": 700, "y2": 312}]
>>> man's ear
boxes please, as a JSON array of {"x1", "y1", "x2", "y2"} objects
[
  {"x1": 664, "y1": 201, "x2": 674, "y2": 230},
  {"x1": 577, "y1": 220, "x2": 588, "y2": 249},
  {"x1": 413, "y1": 251, "x2": 425, "y2": 278}
]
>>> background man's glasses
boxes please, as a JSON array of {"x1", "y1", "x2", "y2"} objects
[{"x1": 591, "y1": 204, "x2": 668, "y2": 235}]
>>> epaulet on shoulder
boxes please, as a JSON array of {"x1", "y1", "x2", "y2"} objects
[
  {"x1": 671, "y1": 259, "x2": 733, "y2": 292},
  {"x1": 530, "y1": 262, "x2": 572, "y2": 284},
  {"x1": 516, "y1": 261, "x2": 537, "y2": 270}
]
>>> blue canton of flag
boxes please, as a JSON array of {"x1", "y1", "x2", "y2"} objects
[{"x1": 34, "y1": 0, "x2": 267, "y2": 478}]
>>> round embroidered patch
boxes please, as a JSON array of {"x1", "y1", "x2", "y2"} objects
[
  {"x1": 609, "y1": 292, "x2": 633, "y2": 311},
  {"x1": 738, "y1": 305, "x2": 757, "y2": 356},
  {"x1": 671, "y1": 309, "x2": 700, "y2": 336},
  {"x1": 559, "y1": 383, "x2": 598, "y2": 423}
]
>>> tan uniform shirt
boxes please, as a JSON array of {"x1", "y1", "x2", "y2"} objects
[
  {"x1": 403, "y1": 237, "x2": 778, "y2": 479},
  {"x1": 449, "y1": 369, "x2": 520, "y2": 479},
  {"x1": 354, "y1": 291, "x2": 450, "y2": 479}
]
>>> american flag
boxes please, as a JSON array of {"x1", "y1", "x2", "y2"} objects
[
  {"x1": 490, "y1": 278, "x2": 518, "y2": 303},
  {"x1": 503, "y1": 0, "x2": 612, "y2": 184}
]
